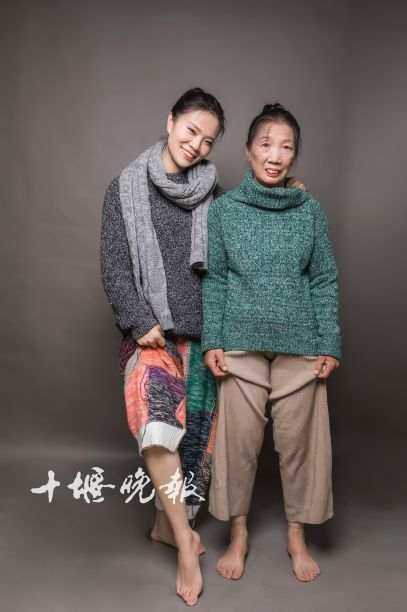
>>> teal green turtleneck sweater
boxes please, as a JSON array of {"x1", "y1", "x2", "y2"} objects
[{"x1": 202, "y1": 172, "x2": 342, "y2": 360}]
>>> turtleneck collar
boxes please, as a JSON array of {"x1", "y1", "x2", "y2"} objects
[{"x1": 229, "y1": 170, "x2": 311, "y2": 210}]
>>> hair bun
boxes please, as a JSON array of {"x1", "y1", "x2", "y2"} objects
[{"x1": 262, "y1": 102, "x2": 284, "y2": 114}]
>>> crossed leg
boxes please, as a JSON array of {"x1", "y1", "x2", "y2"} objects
[{"x1": 144, "y1": 447, "x2": 203, "y2": 606}]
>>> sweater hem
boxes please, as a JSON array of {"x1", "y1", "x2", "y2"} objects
[{"x1": 203, "y1": 340, "x2": 326, "y2": 358}]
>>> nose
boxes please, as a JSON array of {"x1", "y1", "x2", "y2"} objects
[
  {"x1": 267, "y1": 146, "x2": 281, "y2": 164},
  {"x1": 190, "y1": 136, "x2": 200, "y2": 153}
]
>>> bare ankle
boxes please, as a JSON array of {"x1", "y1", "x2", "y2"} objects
[
  {"x1": 176, "y1": 527, "x2": 196, "y2": 550},
  {"x1": 288, "y1": 520, "x2": 303, "y2": 529},
  {"x1": 230, "y1": 516, "x2": 248, "y2": 534}
]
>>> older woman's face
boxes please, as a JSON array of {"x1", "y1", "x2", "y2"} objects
[{"x1": 246, "y1": 121, "x2": 296, "y2": 187}]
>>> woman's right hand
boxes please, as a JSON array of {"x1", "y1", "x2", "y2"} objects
[
  {"x1": 136, "y1": 324, "x2": 166, "y2": 349},
  {"x1": 204, "y1": 349, "x2": 229, "y2": 377}
]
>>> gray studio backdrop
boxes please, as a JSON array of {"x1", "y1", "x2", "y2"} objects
[{"x1": 2, "y1": 0, "x2": 406, "y2": 498}]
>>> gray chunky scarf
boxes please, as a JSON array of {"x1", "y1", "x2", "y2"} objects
[{"x1": 119, "y1": 139, "x2": 217, "y2": 331}]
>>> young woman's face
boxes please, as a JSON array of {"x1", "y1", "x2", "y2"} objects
[
  {"x1": 164, "y1": 109, "x2": 221, "y2": 172},
  {"x1": 246, "y1": 121, "x2": 296, "y2": 187}
]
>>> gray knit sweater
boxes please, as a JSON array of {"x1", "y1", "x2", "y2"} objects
[{"x1": 101, "y1": 174, "x2": 221, "y2": 340}]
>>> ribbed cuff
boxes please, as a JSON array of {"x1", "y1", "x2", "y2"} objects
[
  {"x1": 316, "y1": 338, "x2": 341, "y2": 360},
  {"x1": 130, "y1": 317, "x2": 158, "y2": 341},
  {"x1": 201, "y1": 341, "x2": 224, "y2": 354}
]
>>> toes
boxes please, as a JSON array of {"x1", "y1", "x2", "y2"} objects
[
  {"x1": 187, "y1": 587, "x2": 201, "y2": 607},
  {"x1": 220, "y1": 566, "x2": 233, "y2": 580},
  {"x1": 297, "y1": 565, "x2": 319, "y2": 582},
  {"x1": 234, "y1": 563, "x2": 245, "y2": 579},
  {"x1": 216, "y1": 561, "x2": 229, "y2": 579},
  {"x1": 228, "y1": 564, "x2": 236, "y2": 579},
  {"x1": 306, "y1": 562, "x2": 319, "y2": 581},
  {"x1": 291, "y1": 555, "x2": 321, "y2": 582},
  {"x1": 181, "y1": 589, "x2": 194, "y2": 607},
  {"x1": 177, "y1": 587, "x2": 185, "y2": 601},
  {"x1": 217, "y1": 555, "x2": 246, "y2": 580},
  {"x1": 177, "y1": 583, "x2": 191, "y2": 605},
  {"x1": 293, "y1": 564, "x2": 307, "y2": 581}
]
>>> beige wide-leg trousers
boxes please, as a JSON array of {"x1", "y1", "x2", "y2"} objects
[{"x1": 209, "y1": 351, "x2": 333, "y2": 524}]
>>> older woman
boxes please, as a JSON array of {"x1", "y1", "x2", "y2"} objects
[{"x1": 202, "y1": 103, "x2": 341, "y2": 583}]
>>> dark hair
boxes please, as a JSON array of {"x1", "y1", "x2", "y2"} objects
[
  {"x1": 171, "y1": 87, "x2": 225, "y2": 135},
  {"x1": 246, "y1": 103, "x2": 301, "y2": 157}
]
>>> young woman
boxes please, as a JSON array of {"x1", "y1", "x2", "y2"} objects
[
  {"x1": 202, "y1": 103, "x2": 341, "y2": 583},
  {"x1": 100, "y1": 88, "x2": 225, "y2": 606}
]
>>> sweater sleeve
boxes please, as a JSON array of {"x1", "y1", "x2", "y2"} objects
[
  {"x1": 100, "y1": 177, "x2": 158, "y2": 339},
  {"x1": 308, "y1": 204, "x2": 342, "y2": 360},
  {"x1": 201, "y1": 200, "x2": 228, "y2": 352}
]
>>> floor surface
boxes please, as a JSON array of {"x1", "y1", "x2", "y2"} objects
[{"x1": 3, "y1": 435, "x2": 406, "y2": 612}]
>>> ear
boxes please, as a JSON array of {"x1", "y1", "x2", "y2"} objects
[
  {"x1": 245, "y1": 146, "x2": 251, "y2": 163},
  {"x1": 166, "y1": 112, "x2": 174, "y2": 136}
]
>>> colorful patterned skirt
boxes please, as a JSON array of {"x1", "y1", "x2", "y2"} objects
[{"x1": 119, "y1": 334, "x2": 218, "y2": 519}]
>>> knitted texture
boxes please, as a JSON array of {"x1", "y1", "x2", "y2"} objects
[
  {"x1": 202, "y1": 173, "x2": 341, "y2": 359},
  {"x1": 119, "y1": 141, "x2": 217, "y2": 331},
  {"x1": 101, "y1": 175, "x2": 203, "y2": 339}
]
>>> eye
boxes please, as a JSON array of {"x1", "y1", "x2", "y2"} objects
[
  {"x1": 204, "y1": 140, "x2": 213, "y2": 147},
  {"x1": 284, "y1": 145, "x2": 293, "y2": 150},
  {"x1": 188, "y1": 127, "x2": 196, "y2": 134}
]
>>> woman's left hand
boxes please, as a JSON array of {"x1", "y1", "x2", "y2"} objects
[{"x1": 313, "y1": 355, "x2": 340, "y2": 379}]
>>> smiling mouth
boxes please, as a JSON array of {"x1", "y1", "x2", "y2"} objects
[
  {"x1": 182, "y1": 147, "x2": 197, "y2": 162},
  {"x1": 265, "y1": 168, "x2": 281, "y2": 177}
]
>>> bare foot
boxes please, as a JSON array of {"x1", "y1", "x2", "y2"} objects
[
  {"x1": 150, "y1": 511, "x2": 206, "y2": 555},
  {"x1": 176, "y1": 529, "x2": 203, "y2": 606},
  {"x1": 287, "y1": 522, "x2": 320, "y2": 582},
  {"x1": 217, "y1": 524, "x2": 248, "y2": 580}
]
